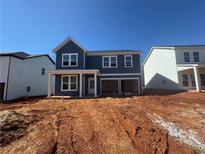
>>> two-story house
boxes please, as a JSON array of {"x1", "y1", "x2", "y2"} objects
[
  {"x1": 47, "y1": 37, "x2": 142, "y2": 98},
  {"x1": 143, "y1": 45, "x2": 205, "y2": 92},
  {"x1": 0, "y1": 52, "x2": 55, "y2": 101}
]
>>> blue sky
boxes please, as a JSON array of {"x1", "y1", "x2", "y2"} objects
[{"x1": 1, "y1": 0, "x2": 205, "y2": 60}]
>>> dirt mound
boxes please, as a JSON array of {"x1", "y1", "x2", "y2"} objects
[
  {"x1": 0, "y1": 92, "x2": 205, "y2": 153},
  {"x1": 0, "y1": 110, "x2": 37, "y2": 146}
]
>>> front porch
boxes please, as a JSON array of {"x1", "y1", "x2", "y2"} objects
[
  {"x1": 47, "y1": 69, "x2": 99, "y2": 98},
  {"x1": 177, "y1": 64, "x2": 205, "y2": 92}
]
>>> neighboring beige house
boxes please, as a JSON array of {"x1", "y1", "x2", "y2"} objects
[
  {"x1": 143, "y1": 45, "x2": 205, "y2": 92},
  {"x1": 0, "y1": 52, "x2": 55, "y2": 101}
]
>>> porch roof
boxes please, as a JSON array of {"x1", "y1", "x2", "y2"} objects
[
  {"x1": 177, "y1": 64, "x2": 205, "y2": 71},
  {"x1": 48, "y1": 69, "x2": 99, "y2": 75}
]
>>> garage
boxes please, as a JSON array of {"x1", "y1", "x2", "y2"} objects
[
  {"x1": 100, "y1": 78, "x2": 140, "y2": 96},
  {"x1": 101, "y1": 80, "x2": 118, "y2": 95},
  {"x1": 121, "y1": 79, "x2": 139, "y2": 95}
]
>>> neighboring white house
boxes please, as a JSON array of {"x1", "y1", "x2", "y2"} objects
[
  {"x1": 143, "y1": 45, "x2": 205, "y2": 92},
  {"x1": 0, "y1": 52, "x2": 55, "y2": 101}
]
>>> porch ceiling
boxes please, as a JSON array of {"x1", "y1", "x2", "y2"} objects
[{"x1": 48, "y1": 69, "x2": 99, "y2": 75}]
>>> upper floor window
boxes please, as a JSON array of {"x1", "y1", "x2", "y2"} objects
[
  {"x1": 124, "y1": 55, "x2": 133, "y2": 67},
  {"x1": 184, "y1": 52, "x2": 190, "y2": 62},
  {"x1": 41, "y1": 68, "x2": 45, "y2": 75},
  {"x1": 102, "y1": 56, "x2": 117, "y2": 68},
  {"x1": 193, "y1": 52, "x2": 199, "y2": 62},
  {"x1": 62, "y1": 53, "x2": 78, "y2": 67}
]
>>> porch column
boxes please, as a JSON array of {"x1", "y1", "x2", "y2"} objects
[
  {"x1": 47, "y1": 74, "x2": 51, "y2": 98},
  {"x1": 193, "y1": 66, "x2": 201, "y2": 92},
  {"x1": 118, "y1": 80, "x2": 122, "y2": 95},
  {"x1": 94, "y1": 73, "x2": 97, "y2": 97},
  {"x1": 79, "y1": 73, "x2": 82, "y2": 98}
]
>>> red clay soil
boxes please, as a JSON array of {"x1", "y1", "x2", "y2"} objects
[{"x1": 0, "y1": 91, "x2": 204, "y2": 154}]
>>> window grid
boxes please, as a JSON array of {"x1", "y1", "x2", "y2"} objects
[
  {"x1": 200, "y1": 74, "x2": 205, "y2": 86},
  {"x1": 124, "y1": 55, "x2": 133, "y2": 67},
  {"x1": 184, "y1": 52, "x2": 190, "y2": 62},
  {"x1": 190, "y1": 74, "x2": 196, "y2": 87},
  {"x1": 193, "y1": 52, "x2": 199, "y2": 62},
  {"x1": 62, "y1": 53, "x2": 78, "y2": 67},
  {"x1": 182, "y1": 74, "x2": 189, "y2": 87},
  {"x1": 102, "y1": 56, "x2": 117, "y2": 68},
  {"x1": 61, "y1": 75, "x2": 78, "y2": 91}
]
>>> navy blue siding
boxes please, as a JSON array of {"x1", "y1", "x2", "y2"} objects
[
  {"x1": 54, "y1": 39, "x2": 142, "y2": 96},
  {"x1": 85, "y1": 54, "x2": 141, "y2": 73},
  {"x1": 56, "y1": 40, "x2": 84, "y2": 70}
]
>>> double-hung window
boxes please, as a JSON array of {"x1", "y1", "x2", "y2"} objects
[
  {"x1": 193, "y1": 52, "x2": 199, "y2": 62},
  {"x1": 61, "y1": 75, "x2": 78, "y2": 91},
  {"x1": 102, "y1": 56, "x2": 117, "y2": 68},
  {"x1": 184, "y1": 52, "x2": 190, "y2": 62},
  {"x1": 62, "y1": 53, "x2": 78, "y2": 67},
  {"x1": 200, "y1": 74, "x2": 205, "y2": 86},
  {"x1": 182, "y1": 74, "x2": 189, "y2": 87},
  {"x1": 190, "y1": 74, "x2": 196, "y2": 87},
  {"x1": 41, "y1": 68, "x2": 45, "y2": 75},
  {"x1": 124, "y1": 55, "x2": 133, "y2": 67}
]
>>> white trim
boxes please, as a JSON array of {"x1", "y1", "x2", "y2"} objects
[
  {"x1": 87, "y1": 51, "x2": 141, "y2": 56},
  {"x1": 79, "y1": 73, "x2": 82, "y2": 97},
  {"x1": 99, "y1": 73, "x2": 142, "y2": 76},
  {"x1": 100, "y1": 77, "x2": 140, "y2": 95},
  {"x1": 62, "y1": 53, "x2": 78, "y2": 67},
  {"x1": 102, "y1": 56, "x2": 118, "y2": 68},
  {"x1": 94, "y1": 73, "x2": 97, "y2": 97},
  {"x1": 53, "y1": 36, "x2": 86, "y2": 52},
  {"x1": 124, "y1": 55, "x2": 133, "y2": 67},
  {"x1": 47, "y1": 74, "x2": 51, "y2": 98},
  {"x1": 49, "y1": 69, "x2": 99, "y2": 75},
  {"x1": 61, "y1": 75, "x2": 78, "y2": 91}
]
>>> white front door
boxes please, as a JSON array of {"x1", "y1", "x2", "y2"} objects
[{"x1": 88, "y1": 78, "x2": 95, "y2": 94}]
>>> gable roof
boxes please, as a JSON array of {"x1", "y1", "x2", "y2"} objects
[
  {"x1": 53, "y1": 36, "x2": 87, "y2": 52},
  {"x1": 0, "y1": 52, "x2": 55, "y2": 65}
]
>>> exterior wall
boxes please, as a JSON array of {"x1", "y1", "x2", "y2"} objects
[
  {"x1": 56, "y1": 41, "x2": 85, "y2": 69},
  {"x1": 85, "y1": 54, "x2": 141, "y2": 73},
  {"x1": 0, "y1": 56, "x2": 10, "y2": 100},
  {"x1": 175, "y1": 47, "x2": 205, "y2": 64},
  {"x1": 6, "y1": 56, "x2": 55, "y2": 100},
  {"x1": 55, "y1": 74, "x2": 142, "y2": 97},
  {"x1": 144, "y1": 48, "x2": 179, "y2": 90}
]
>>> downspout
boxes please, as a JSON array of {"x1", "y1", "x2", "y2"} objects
[{"x1": 5, "y1": 56, "x2": 12, "y2": 101}]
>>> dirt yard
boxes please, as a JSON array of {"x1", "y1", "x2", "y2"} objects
[{"x1": 0, "y1": 91, "x2": 205, "y2": 154}]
